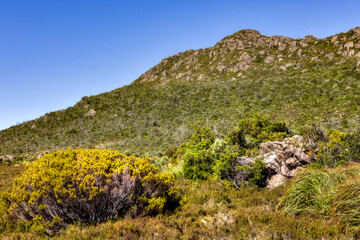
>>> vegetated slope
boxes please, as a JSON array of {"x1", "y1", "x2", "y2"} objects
[{"x1": 1, "y1": 27, "x2": 360, "y2": 156}]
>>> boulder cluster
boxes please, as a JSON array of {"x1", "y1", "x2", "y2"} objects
[{"x1": 236, "y1": 135, "x2": 315, "y2": 189}]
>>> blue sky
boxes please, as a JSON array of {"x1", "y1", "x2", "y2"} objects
[{"x1": 0, "y1": 0, "x2": 359, "y2": 130}]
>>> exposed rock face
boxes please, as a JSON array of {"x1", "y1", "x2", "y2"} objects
[
  {"x1": 236, "y1": 156, "x2": 255, "y2": 167},
  {"x1": 260, "y1": 135, "x2": 315, "y2": 189},
  {"x1": 0, "y1": 155, "x2": 16, "y2": 164},
  {"x1": 233, "y1": 135, "x2": 315, "y2": 189},
  {"x1": 85, "y1": 109, "x2": 96, "y2": 117},
  {"x1": 267, "y1": 174, "x2": 287, "y2": 189},
  {"x1": 264, "y1": 56, "x2": 275, "y2": 63}
]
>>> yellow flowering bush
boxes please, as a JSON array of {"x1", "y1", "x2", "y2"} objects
[{"x1": 0, "y1": 149, "x2": 180, "y2": 231}]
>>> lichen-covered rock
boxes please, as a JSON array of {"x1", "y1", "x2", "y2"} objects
[
  {"x1": 0, "y1": 155, "x2": 16, "y2": 164},
  {"x1": 267, "y1": 174, "x2": 287, "y2": 189},
  {"x1": 231, "y1": 135, "x2": 315, "y2": 189},
  {"x1": 264, "y1": 56, "x2": 275, "y2": 63},
  {"x1": 236, "y1": 156, "x2": 255, "y2": 167}
]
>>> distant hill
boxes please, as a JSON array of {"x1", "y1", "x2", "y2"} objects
[{"x1": 1, "y1": 27, "x2": 360, "y2": 156}]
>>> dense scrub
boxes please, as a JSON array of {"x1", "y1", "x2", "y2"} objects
[
  {"x1": 1, "y1": 57, "x2": 360, "y2": 157},
  {"x1": 0, "y1": 149, "x2": 180, "y2": 232},
  {"x1": 177, "y1": 116, "x2": 289, "y2": 184},
  {"x1": 2, "y1": 120, "x2": 360, "y2": 238}
]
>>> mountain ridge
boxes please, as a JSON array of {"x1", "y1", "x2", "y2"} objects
[
  {"x1": 1, "y1": 27, "x2": 360, "y2": 156},
  {"x1": 134, "y1": 27, "x2": 360, "y2": 85}
]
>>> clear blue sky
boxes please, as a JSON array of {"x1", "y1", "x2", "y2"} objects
[{"x1": 1, "y1": 0, "x2": 359, "y2": 130}]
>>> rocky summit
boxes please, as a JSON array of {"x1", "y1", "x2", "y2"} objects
[{"x1": 136, "y1": 27, "x2": 360, "y2": 84}]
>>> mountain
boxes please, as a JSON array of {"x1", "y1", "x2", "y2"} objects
[{"x1": 1, "y1": 27, "x2": 360, "y2": 156}]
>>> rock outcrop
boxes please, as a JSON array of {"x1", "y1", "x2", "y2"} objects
[
  {"x1": 85, "y1": 109, "x2": 96, "y2": 117},
  {"x1": 233, "y1": 135, "x2": 315, "y2": 189},
  {"x1": 136, "y1": 27, "x2": 360, "y2": 84},
  {"x1": 0, "y1": 155, "x2": 16, "y2": 164},
  {"x1": 261, "y1": 135, "x2": 315, "y2": 189}
]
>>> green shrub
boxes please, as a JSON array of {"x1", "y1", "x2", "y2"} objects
[
  {"x1": 0, "y1": 149, "x2": 180, "y2": 231},
  {"x1": 182, "y1": 150, "x2": 214, "y2": 180},
  {"x1": 230, "y1": 116, "x2": 289, "y2": 149},
  {"x1": 187, "y1": 126, "x2": 215, "y2": 151},
  {"x1": 249, "y1": 158, "x2": 266, "y2": 187},
  {"x1": 347, "y1": 129, "x2": 360, "y2": 162},
  {"x1": 317, "y1": 130, "x2": 349, "y2": 167},
  {"x1": 226, "y1": 127, "x2": 246, "y2": 147},
  {"x1": 235, "y1": 158, "x2": 266, "y2": 188}
]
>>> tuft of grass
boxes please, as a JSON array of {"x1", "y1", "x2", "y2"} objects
[
  {"x1": 332, "y1": 174, "x2": 360, "y2": 225},
  {"x1": 279, "y1": 163, "x2": 360, "y2": 219},
  {"x1": 278, "y1": 168, "x2": 341, "y2": 215}
]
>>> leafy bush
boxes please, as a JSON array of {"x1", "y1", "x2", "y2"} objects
[
  {"x1": 235, "y1": 158, "x2": 266, "y2": 187},
  {"x1": 347, "y1": 128, "x2": 360, "y2": 163},
  {"x1": 182, "y1": 150, "x2": 214, "y2": 180},
  {"x1": 316, "y1": 130, "x2": 349, "y2": 167},
  {"x1": 187, "y1": 126, "x2": 215, "y2": 151},
  {"x1": 229, "y1": 116, "x2": 289, "y2": 149},
  {"x1": 248, "y1": 158, "x2": 267, "y2": 187},
  {"x1": 0, "y1": 149, "x2": 180, "y2": 231},
  {"x1": 180, "y1": 117, "x2": 287, "y2": 183}
]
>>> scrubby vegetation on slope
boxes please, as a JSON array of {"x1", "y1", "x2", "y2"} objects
[
  {"x1": 1, "y1": 27, "x2": 360, "y2": 239},
  {"x1": 2, "y1": 118, "x2": 360, "y2": 238},
  {"x1": 1, "y1": 28, "x2": 360, "y2": 157}
]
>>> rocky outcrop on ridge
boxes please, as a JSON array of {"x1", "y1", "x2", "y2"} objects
[{"x1": 136, "y1": 27, "x2": 360, "y2": 84}]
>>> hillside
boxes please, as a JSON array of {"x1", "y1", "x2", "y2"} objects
[{"x1": 1, "y1": 27, "x2": 360, "y2": 156}]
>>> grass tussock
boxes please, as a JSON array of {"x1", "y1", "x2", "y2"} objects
[
  {"x1": 333, "y1": 174, "x2": 360, "y2": 225},
  {"x1": 279, "y1": 163, "x2": 360, "y2": 224}
]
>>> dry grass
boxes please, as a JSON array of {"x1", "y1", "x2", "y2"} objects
[{"x1": 0, "y1": 164, "x2": 25, "y2": 192}]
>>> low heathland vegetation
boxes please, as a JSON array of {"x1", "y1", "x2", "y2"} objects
[{"x1": 2, "y1": 117, "x2": 360, "y2": 239}]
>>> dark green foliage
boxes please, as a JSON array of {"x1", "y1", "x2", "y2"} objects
[
  {"x1": 235, "y1": 158, "x2": 266, "y2": 187},
  {"x1": 187, "y1": 126, "x2": 215, "y2": 151},
  {"x1": 249, "y1": 158, "x2": 267, "y2": 187},
  {"x1": 164, "y1": 145, "x2": 178, "y2": 161},
  {"x1": 180, "y1": 117, "x2": 287, "y2": 184},
  {"x1": 236, "y1": 116, "x2": 289, "y2": 148},
  {"x1": 182, "y1": 150, "x2": 214, "y2": 180},
  {"x1": 347, "y1": 129, "x2": 360, "y2": 162},
  {"x1": 227, "y1": 127, "x2": 246, "y2": 147}
]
